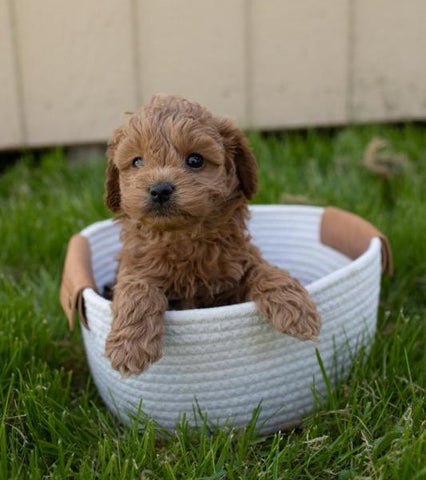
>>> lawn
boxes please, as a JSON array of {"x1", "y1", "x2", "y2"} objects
[{"x1": 0, "y1": 125, "x2": 425, "y2": 479}]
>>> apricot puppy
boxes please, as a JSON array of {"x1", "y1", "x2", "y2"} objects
[{"x1": 105, "y1": 95, "x2": 321, "y2": 375}]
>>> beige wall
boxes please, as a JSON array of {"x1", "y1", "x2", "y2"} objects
[{"x1": 1, "y1": 0, "x2": 425, "y2": 149}]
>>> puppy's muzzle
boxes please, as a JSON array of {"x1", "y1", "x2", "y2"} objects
[{"x1": 149, "y1": 182, "x2": 175, "y2": 205}]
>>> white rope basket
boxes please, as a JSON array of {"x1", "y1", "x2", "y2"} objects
[{"x1": 62, "y1": 205, "x2": 391, "y2": 434}]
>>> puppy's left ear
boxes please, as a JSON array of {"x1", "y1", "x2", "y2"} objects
[
  {"x1": 217, "y1": 118, "x2": 258, "y2": 200},
  {"x1": 104, "y1": 125, "x2": 125, "y2": 212}
]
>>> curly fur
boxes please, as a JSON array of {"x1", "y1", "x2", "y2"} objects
[{"x1": 104, "y1": 95, "x2": 321, "y2": 375}]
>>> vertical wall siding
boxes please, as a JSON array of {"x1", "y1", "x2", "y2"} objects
[
  {"x1": 0, "y1": 0, "x2": 425, "y2": 149},
  {"x1": 0, "y1": 0, "x2": 21, "y2": 148},
  {"x1": 136, "y1": 0, "x2": 247, "y2": 124},
  {"x1": 12, "y1": 0, "x2": 138, "y2": 146},
  {"x1": 351, "y1": 0, "x2": 426, "y2": 122},
  {"x1": 249, "y1": 0, "x2": 350, "y2": 129}
]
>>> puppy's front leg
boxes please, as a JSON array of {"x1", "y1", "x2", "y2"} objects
[
  {"x1": 105, "y1": 278, "x2": 168, "y2": 376},
  {"x1": 246, "y1": 261, "x2": 321, "y2": 341}
]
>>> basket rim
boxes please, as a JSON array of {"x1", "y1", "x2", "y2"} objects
[{"x1": 82, "y1": 235, "x2": 382, "y2": 323}]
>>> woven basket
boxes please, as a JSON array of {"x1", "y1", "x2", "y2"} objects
[{"x1": 61, "y1": 205, "x2": 392, "y2": 433}]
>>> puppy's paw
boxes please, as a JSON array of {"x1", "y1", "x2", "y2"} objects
[
  {"x1": 273, "y1": 298, "x2": 321, "y2": 341},
  {"x1": 261, "y1": 289, "x2": 321, "y2": 341},
  {"x1": 105, "y1": 330, "x2": 162, "y2": 376}
]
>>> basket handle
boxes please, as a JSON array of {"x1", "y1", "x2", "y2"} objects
[
  {"x1": 60, "y1": 234, "x2": 97, "y2": 330},
  {"x1": 320, "y1": 207, "x2": 393, "y2": 275}
]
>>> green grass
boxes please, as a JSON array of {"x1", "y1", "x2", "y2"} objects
[{"x1": 1, "y1": 125, "x2": 425, "y2": 479}]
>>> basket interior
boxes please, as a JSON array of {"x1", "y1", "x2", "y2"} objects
[{"x1": 248, "y1": 206, "x2": 351, "y2": 286}]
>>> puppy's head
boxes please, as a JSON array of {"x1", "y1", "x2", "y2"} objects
[{"x1": 105, "y1": 95, "x2": 257, "y2": 230}]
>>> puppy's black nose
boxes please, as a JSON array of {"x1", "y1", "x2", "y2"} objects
[{"x1": 149, "y1": 182, "x2": 175, "y2": 204}]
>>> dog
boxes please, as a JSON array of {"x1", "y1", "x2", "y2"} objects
[{"x1": 104, "y1": 95, "x2": 321, "y2": 375}]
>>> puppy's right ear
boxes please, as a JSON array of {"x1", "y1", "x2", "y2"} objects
[
  {"x1": 105, "y1": 126, "x2": 125, "y2": 212},
  {"x1": 216, "y1": 118, "x2": 258, "y2": 200}
]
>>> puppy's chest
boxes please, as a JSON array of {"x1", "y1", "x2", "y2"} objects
[{"x1": 129, "y1": 238, "x2": 250, "y2": 308}]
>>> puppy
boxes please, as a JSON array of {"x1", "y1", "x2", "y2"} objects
[{"x1": 104, "y1": 95, "x2": 321, "y2": 375}]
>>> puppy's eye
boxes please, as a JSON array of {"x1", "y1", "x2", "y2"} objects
[
  {"x1": 186, "y1": 153, "x2": 204, "y2": 169},
  {"x1": 132, "y1": 157, "x2": 143, "y2": 167}
]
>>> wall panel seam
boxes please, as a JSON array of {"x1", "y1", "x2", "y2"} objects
[
  {"x1": 132, "y1": 0, "x2": 142, "y2": 109},
  {"x1": 7, "y1": 0, "x2": 26, "y2": 145},
  {"x1": 244, "y1": 0, "x2": 252, "y2": 129},
  {"x1": 346, "y1": 0, "x2": 356, "y2": 122}
]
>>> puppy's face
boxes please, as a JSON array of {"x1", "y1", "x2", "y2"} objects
[{"x1": 105, "y1": 95, "x2": 257, "y2": 230}]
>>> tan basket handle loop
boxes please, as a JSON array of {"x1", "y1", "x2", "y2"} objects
[
  {"x1": 60, "y1": 234, "x2": 97, "y2": 330},
  {"x1": 320, "y1": 207, "x2": 393, "y2": 275}
]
